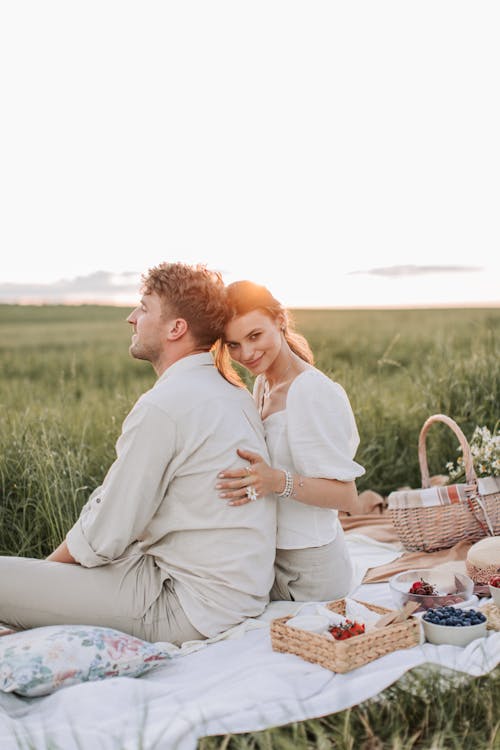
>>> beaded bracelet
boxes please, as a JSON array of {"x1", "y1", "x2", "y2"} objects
[{"x1": 277, "y1": 470, "x2": 294, "y2": 498}]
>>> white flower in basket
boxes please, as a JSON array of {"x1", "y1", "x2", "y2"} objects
[{"x1": 446, "y1": 424, "x2": 500, "y2": 496}]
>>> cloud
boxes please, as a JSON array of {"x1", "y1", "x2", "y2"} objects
[
  {"x1": 0, "y1": 271, "x2": 141, "y2": 303},
  {"x1": 350, "y1": 264, "x2": 483, "y2": 278}
]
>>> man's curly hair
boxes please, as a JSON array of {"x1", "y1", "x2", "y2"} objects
[{"x1": 141, "y1": 262, "x2": 228, "y2": 350}]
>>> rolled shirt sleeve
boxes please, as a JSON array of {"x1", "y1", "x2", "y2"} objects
[
  {"x1": 66, "y1": 398, "x2": 176, "y2": 567},
  {"x1": 286, "y1": 371, "x2": 365, "y2": 481}
]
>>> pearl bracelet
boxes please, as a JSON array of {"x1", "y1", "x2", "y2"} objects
[{"x1": 277, "y1": 470, "x2": 294, "y2": 498}]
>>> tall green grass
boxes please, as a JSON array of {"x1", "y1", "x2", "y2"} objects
[
  {"x1": 0, "y1": 304, "x2": 498, "y2": 555},
  {"x1": 0, "y1": 305, "x2": 151, "y2": 555},
  {"x1": 296, "y1": 307, "x2": 499, "y2": 495}
]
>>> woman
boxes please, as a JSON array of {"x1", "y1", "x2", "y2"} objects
[{"x1": 215, "y1": 281, "x2": 365, "y2": 602}]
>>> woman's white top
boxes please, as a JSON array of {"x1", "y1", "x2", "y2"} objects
[{"x1": 254, "y1": 368, "x2": 365, "y2": 550}]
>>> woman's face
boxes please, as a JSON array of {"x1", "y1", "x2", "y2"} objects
[{"x1": 224, "y1": 310, "x2": 283, "y2": 375}]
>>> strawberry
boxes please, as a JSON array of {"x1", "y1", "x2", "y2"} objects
[
  {"x1": 489, "y1": 574, "x2": 500, "y2": 588},
  {"x1": 329, "y1": 619, "x2": 365, "y2": 640},
  {"x1": 347, "y1": 621, "x2": 365, "y2": 636},
  {"x1": 408, "y1": 578, "x2": 437, "y2": 596}
]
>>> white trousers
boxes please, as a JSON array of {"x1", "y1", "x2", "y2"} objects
[
  {"x1": 0, "y1": 553, "x2": 203, "y2": 646},
  {"x1": 270, "y1": 526, "x2": 355, "y2": 602}
]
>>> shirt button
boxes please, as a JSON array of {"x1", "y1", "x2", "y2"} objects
[{"x1": 95, "y1": 498, "x2": 101, "y2": 504}]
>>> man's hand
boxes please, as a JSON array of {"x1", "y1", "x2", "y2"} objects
[{"x1": 46, "y1": 540, "x2": 78, "y2": 564}]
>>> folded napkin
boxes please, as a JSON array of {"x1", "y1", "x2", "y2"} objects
[{"x1": 388, "y1": 484, "x2": 476, "y2": 510}]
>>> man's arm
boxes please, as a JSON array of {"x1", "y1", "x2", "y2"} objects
[
  {"x1": 66, "y1": 401, "x2": 176, "y2": 567},
  {"x1": 46, "y1": 540, "x2": 77, "y2": 564}
]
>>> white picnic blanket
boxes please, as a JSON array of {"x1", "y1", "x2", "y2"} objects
[{"x1": 0, "y1": 537, "x2": 498, "y2": 750}]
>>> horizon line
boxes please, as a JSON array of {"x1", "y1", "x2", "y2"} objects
[{"x1": 1, "y1": 300, "x2": 499, "y2": 311}]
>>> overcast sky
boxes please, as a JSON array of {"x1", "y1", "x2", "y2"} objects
[{"x1": 1, "y1": 2, "x2": 499, "y2": 307}]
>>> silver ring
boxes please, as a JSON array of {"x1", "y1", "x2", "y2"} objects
[
  {"x1": 245, "y1": 465, "x2": 253, "y2": 475},
  {"x1": 245, "y1": 486, "x2": 258, "y2": 502}
]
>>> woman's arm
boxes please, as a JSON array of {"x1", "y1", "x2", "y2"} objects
[
  {"x1": 217, "y1": 448, "x2": 361, "y2": 511},
  {"x1": 282, "y1": 474, "x2": 359, "y2": 511}
]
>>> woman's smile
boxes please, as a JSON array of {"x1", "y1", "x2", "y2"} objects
[{"x1": 244, "y1": 353, "x2": 265, "y2": 370}]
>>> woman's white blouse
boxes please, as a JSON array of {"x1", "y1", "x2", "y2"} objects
[{"x1": 255, "y1": 368, "x2": 365, "y2": 550}]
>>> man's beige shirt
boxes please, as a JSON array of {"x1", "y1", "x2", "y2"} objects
[{"x1": 67, "y1": 353, "x2": 277, "y2": 637}]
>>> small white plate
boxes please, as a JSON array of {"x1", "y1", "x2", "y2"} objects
[{"x1": 286, "y1": 615, "x2": 330, "y2": 634}]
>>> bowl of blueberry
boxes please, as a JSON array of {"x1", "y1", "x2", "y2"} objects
[
  {"x1": 389, "y1": 569, "x2": 474, "y2": 612},
  {"x1": 422, "y1": 606, "x2": 487, "y2": 646}
]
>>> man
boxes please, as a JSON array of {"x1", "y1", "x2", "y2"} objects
[{"x1": 0, "y1": 263, "x2": 277, "y2": 645}]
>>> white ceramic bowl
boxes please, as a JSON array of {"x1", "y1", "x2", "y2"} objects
[
  {"x1": 422, "y1": 611, "x2": 487, "y2": 646},
  {"x1": 389, "y1": 569, "x2": 474, "y2": 612},
  {"x1": 489, "y1": 584, "x2": 500, "y2": 607}
]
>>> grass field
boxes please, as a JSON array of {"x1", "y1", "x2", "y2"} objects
[{"x1": 0, "y1": 303, "x2": 499, "y2": 748}]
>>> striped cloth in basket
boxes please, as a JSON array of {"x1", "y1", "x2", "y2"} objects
[{"x1": 388, "y1": 477, "x2": 500, "y2": 510}]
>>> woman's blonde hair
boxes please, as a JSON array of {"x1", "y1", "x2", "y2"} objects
[{"x1": 214, "y1": 280, "x2": 314, "y2": 385}]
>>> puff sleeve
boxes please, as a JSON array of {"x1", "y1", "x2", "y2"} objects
[{"x1": 286, "y1": 370, "x2": 365, "y2": 481}]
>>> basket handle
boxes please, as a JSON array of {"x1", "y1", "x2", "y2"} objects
[{"x1": 418, "y1": 414, "x2": 477, "y2": 488}]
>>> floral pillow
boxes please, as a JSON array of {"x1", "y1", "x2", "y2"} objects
[{"x1": 0, "y1": 625, "x2": 174, "y2": 697}]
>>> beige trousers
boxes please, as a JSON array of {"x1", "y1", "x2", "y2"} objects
[
  {"x1": 270, "y1": 526, "x2": 355, "y2": 602},
  {"x1": 0, "y1": 553, "x2": 204, "y2": 646}
]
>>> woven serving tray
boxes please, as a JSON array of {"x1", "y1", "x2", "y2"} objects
[{"x1": 270, "y1": 598, "x2": 421, "y2": 673}]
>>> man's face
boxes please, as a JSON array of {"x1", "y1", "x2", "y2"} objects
[{"x1": 127, "y1": 292, "x2": 169, "y2": 364}]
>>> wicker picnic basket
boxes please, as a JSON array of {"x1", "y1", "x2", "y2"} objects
[
  {"x1": 270, "y1": 599, "x2": 420, "y2": 673},
  {"x1": 388, "y1": 414, "x2": 500, "y2": 553}
]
